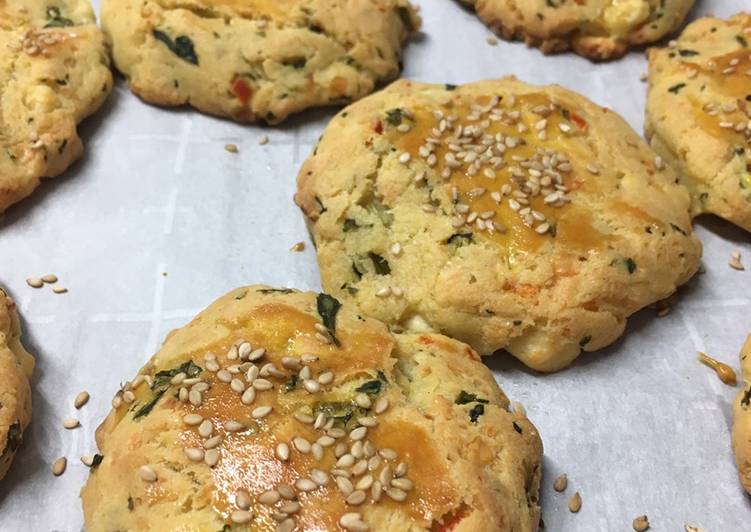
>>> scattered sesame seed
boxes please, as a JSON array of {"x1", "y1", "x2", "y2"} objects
[
  {"x1": 553, "y1": 473, "x2": 568, "y2": 492},
  {"x1": 259, "y1": 135, "x2": 269, "y2": 145},
  {"x1": 224, "y1": 143, "x2": 238, "y2": 153},
  {"x1": 398, "y1": 152, "x2": 411, "y2": 164},
  {"x1": 74, "y1": 391, "x2": 90, "y2": 409},
  {"x1": 52, "y1": 457, "x2": 67, "y2": 477},
  {"x1": 63, "y1": 417, "x2": 80, "y2": 430},
  {"x1": 340, "y1": 512, "x2": 369, "y2": 531},
  {"x1": 184, "y1": 448, "x2": 205, "y2": 462},
  {"x1": 295, "y1": 478, "x2": 318, "y2": 492},
  {"x1": 26, "y1": 277, "x2": 43, "y2": 288},
  {"x1": 568, "y1": 491, "x2": 582, "y2": 513},
  {"x1": 204, "y1": 449, "x2": 220, "y2": 467},
  {"x1": 52, "y1": 285, "x2": 67, "y2": 294},
  {"x1": 138, "y1": 465, "x2": 157, "y2": 482},
  {"x1": 231, "y1": 510, "x2": 254, "y2": 524},
  {"x1": 41, "y1": 274, "x2": 58, "y2": 283},
  {"x1": 729, "y1": 251, "x2": 744, "y2": 271},
  {"x1": 486, "y1": 36, "x2": 498, "y2": 46},
  {"x1": 252, "y1": 405, "x2": 273, "y2": 418}
]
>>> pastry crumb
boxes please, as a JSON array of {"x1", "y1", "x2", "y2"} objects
[
  {"x1": 290, "y1": 241, "x2": 305, "y2": 252},
  {"x1": 729, "y1": 251, "x2": 744, "y2": 271},
  {"x1": 697, "y1": 351, "x2": 737, "y2": 386},
  {"x1": 632, "y1": 515, "x2": 650, "y2": 531},
  {"x1": 486, "y1": 36, "x2": 498, "y2": 46}
]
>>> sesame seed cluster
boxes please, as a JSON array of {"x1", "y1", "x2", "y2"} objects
[
  {"x1": 111, "y1": 326, "x2": 414, "y2": 531},
  {"x1": 395, "y1": 95, "x2": 581, "y2": 237},
  {"x1": 9, "y1": 27, "x2": 77, "y2": 57}
]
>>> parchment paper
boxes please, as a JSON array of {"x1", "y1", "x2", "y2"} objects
[{"x1": 1, "y1": 1, "x2": 750, "y2": 530}]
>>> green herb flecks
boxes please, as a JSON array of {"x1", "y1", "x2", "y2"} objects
[
  {"x1": 468, "y1": 403, "x2": 485, "y2": 423},
  {"x1": 90, "y1": 454, "x2": 104, "y2": 470},
  {"x1": 284, "y1": 374, "x2": 299, "y2": 393},
  {"x1": 741, "y1": 386, "x2": 751, "y2": 407},
  {"x1": 625, "y1": 258, "x2": 637, "y2": 274},
  {"x1": 512, "y1": 421, "x2": 523, "y2": 434},
  {"x1": 668, "y1": 83, "x2": 686, "y2": 94},
  {"x1": 356, "y1": 372, "x2": 387, "y2": 395},
  {"x1": 395, "y1": 6, "x2": 416, "y2": 31},
  {"x1": 317, "y1": 293, "x2": 342, "y2": 347},
  {"x1": 368, "y1": 252, "x2": 391, "y2": 275},
  {"x1": 737, "y1": 35, "x2": 749, "y2": 48},
  {"x1": 314, "y1": 401, "x2": 368, "y2": 427},
  {"x1": 45, "y1": 7, "x2": 74, "y2": 27},
  {"x1": 257, "y1": 288, "x2": 294, "y2": 294},
  {"x1": 445, "y1": 84, "x2": 458, "y2": 91},
  {"x1": 134, "y1": 361, "x2": 202, "y2": 419},
  {"x1": 0, "y1": 423, "x2": 22, "y2": 462},
  {"x1": 385, "y1": 108, "x2": 406, "y2": 126},
  {"x1": 153, "y1": 30, "x2": 198, "y2": 65},
  {"x1": 455, "y1": 390, "x2": 489, "y2": 405},
  {"x1": 447, "y1": 233, "x2": 474, "y2": 247},
  {"x1": 678, "y1": 49, "x2": 699, "y2": 57}
]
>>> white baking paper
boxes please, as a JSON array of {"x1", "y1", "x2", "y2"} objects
[{"x1": 0, "y1": 1, "x2": 750, "y2": 530}]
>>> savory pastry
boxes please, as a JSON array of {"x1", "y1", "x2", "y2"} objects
[
  {"x1": 0, "y1": 287, "x2": 35, "y2": 481},
  {"x1": 0, "y1": 0, "x2": 113, "y2": 213},
  {"x1": 295, "y1": 78, "x2": 702, "y2": 372},
  {"x1": 460, "y1": 0, "x2": 694, "y2": 61},
  {"x1": 732, "y1": 334, "x2": 751, "y2": 494},
  {"x1": 101, "y1": 0, "x2": 420, "y2": 124},
  {"x1": 645, "y1": 13, "x2": 751, "y2": 232},
  {"x1": 81, "y1": 286, "x2": 543, "y2": 531}
]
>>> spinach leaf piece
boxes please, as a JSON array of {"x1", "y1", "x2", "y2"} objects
[
  {"x1": 317, "y1": 293, "x2": 342, "y2": 346},
  {"x1": 153, "y1": 30, "x2": 198, "y2": 65}
]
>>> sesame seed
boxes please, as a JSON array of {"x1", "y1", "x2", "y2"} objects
[
  {"x1": 394, "y1": 461, "x2": 407, "y2": 477},
  {"x1": 204, "y1": 449, "x2": 219, "y2": 467},
  {"x1": 217, "y1": 369, "x2": 232, "y2": 382},
  {"x1": 184, "y1": 447, "x2": 204, "y2": 462},
  {"x1": 340, "y1": 512, "x2": 370, "y2": 531},
  {"x1": 252, "y1": 405, "x2": 273, "y2": 419},
  {"x1": 379, "y1": 448, "x2": 397, "y2": 460},
  {"x1": 52, "y1": 285, "x2": 68, "y2": 294},
  {"x1": 224, "y1": 143, "x2": 238, "y2": 153},
  {"x1": 358, "y1": 416, "x2": 378, "y2": 427},
  {"x1": 259, "y1": 135, "x2": 269, "y2": 145},
  {"x1": 183, "y1": 413, "x2": 203, "y2": 426},
  {"x1": 486, "y1": 35, "x2": 498, "y2": 46},
  {"x1": 398, "y1": 152, "x2": 411, "y2": 164},
  {"x1": 258, "y1": 489, "x2": 281, "y2": 505},
  {"x1": 371, "y1": 480, "x2": 383, "y2": 502},
  {"x1": 293, "y1": 437, "x2": 312, "y2": 454},
  {"x1": 535, "y1": 223, "x2": 550, "y2": 235},
  {"x1": 276, "y1": 519, "x2": 296, "y2": 532},
  {"x1": 26, "y1": 277, "x2": 43, "y2": 288},
  {"x1": 253, "y1": 378, "x2": 274, "y2": 391},
  {"x1": 391, "y1": 477, "x2": 414, "y2": 491},
  {"x1": 295, "y1": 478, "x2": 318, "y2": 492},
  {"x1": 303, "y1": 379, "x2": 321, "y2": 393},
  {"x1": 386, "y1": 487, "x2": 408, "y2": 501},
  {"x1": 231, "y1": 510, "x2": 254, "y2": 524},
  {"x1": 336, "y1": 454, "x2": 356, "y2": 468},
  {"x1": 204, "y1": 435, "x2": 222, "y2": 449},
  {"x1": 277, "y1": 484, "x2": 296, "y2": 500},
  {"x1": 241, "y1": 387, "x2": 256, "y2": 405},
  {"x1": 138, "y1": 465, "x2": 157, "y2": 482},
  {"x1": 374, "y1": 397, "x2": 389, "y2": 414},
  {"x1": 74, "y1": 391, "x2": 90, "y2": 409},
  {"x1": 317, "y1": 371, "x2": 334, "y2": 385},
  {"x1": 275, "y1": 442, "x2": 290, "y2": 461},
  {"x1": 349, "y1": 426, "x2": 368, "y2": 441},
  {"x1": 280, "y1": 500, "x2": 301, "y2": 514},
  {"x1": 375, "y1": 286, "x2": 391, "y2": 298},
  {"x1": 355, "y1": 393, "x2": 372, "y2": 408},
  {"x1": 41, "y1": 274, "x2": 58, "y2": 283},
  {"x1": 189, "y1": 389, "x2": 203, "y2": 406},
  {"x1": 49, "y1": 457, "x2": 67, "y2": 477},
  {"x1": 63, "y1": 417, "x2": 80, "y2": 430},
  {"x1": 654, "y1": 156, "x2": 665, "y2": 170},
  {"x1": 311, "y1": 468, "x2": 330, "y2": 486},
  {"x1": 224, "y1": 420, "x2": 245, "y2": 432},
  {"x1": 248, "y1": 348, "x2": 266, "y2": 361},
  {"x1": 235, "y1": 489, "x2": 252, "y2": 510},
  {"x1": 198, "y1": 419, "x2": 213, "y2": 438}
]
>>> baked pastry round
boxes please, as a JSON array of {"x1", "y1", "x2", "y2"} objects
[
  {"x1": 732, "y1": 334, "x2": 751, "y2": 494},
  {"x1": 81, "y1": 286, "x2": 542, "y2": 531},
  {"x1": 645, "y1": 13, "x2": 751, "y2": 232},
  {"x1": 0, "y1": 0, "x2": 113, "y2": 213},
  {"x1": 0, "y1": 287, "x2": 35, "y2": 481},
  {"x1": 295, "y1": 78, "x2": 702, "y2": 372},
  {"x1": 101, "y1": 0, "x2": 420, "y2": 124},
  {"x1": 461, "y1": 0, "x2": 694, "y2": 61}
]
